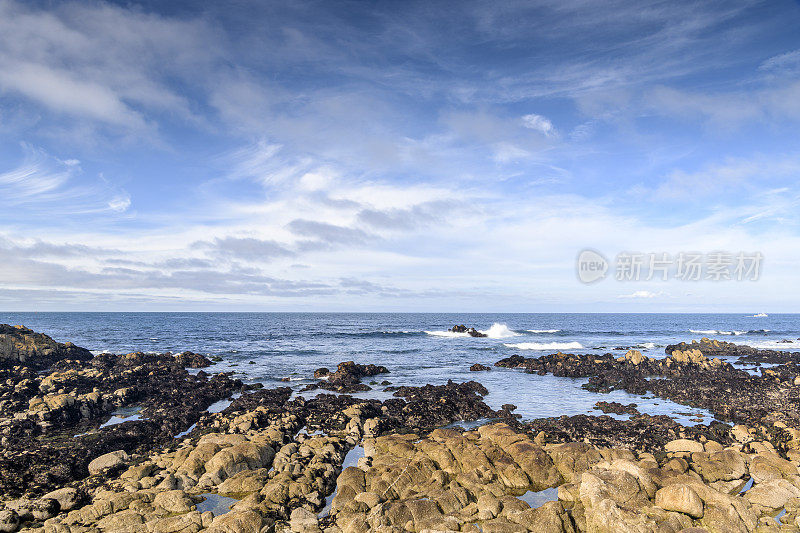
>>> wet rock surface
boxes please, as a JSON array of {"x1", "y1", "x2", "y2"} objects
[
  {"x1": 0, "y1": 325, "x2": 92, "y2": 370},
  {"x1": 593, "y1": 401, "x2": 639, "y2": 416},
  {"x1": 315, "y1": 361, "x2": 389, "y2": 393},
  {"x1": 8, "y1": 329, "x2": 800, "y2": 532},
  {"x1": 495, "y1": 346, "x2": 800, "y2": 432},
  {"x1": 667, "y1": 337, "x2": 800, "y2": 364},
  {"x1": 0, "y1": 345, "x2": 243, "y2": 500},
  {"x1": 450, "y1": 325, "x2": 487, "y2": 337}
]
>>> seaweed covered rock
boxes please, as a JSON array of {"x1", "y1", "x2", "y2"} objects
[
  {"x1": 318, "y1": 361, "x2": 389, "y2": 393},
  {"x1": 0, "y1": 325, "x2": 92, "y2": 370}
]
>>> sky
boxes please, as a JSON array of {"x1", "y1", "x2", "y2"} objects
[{"x1": 1, "y1": 0, "x2": 800, "y2": 312}]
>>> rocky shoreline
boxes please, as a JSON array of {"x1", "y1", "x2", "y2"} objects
[{"x1": 2, "y1": 327, "x2": 800, "y2": 531}]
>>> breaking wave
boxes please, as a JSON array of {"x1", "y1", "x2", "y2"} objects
[{"x1": 479, "y1": 323, "x2": 521, "y2": 338}]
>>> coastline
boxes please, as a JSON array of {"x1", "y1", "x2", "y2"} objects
[{"x1": 1, "y1": 324, "x2": 800, "y2": 532}]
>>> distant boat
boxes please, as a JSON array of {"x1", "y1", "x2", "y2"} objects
[{"x1": 751, "y1": 313, "x2": 768, "y2": 317}]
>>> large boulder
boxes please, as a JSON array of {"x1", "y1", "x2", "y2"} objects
[
  {"x1": 88, "y1": 450, "x2": 129, "y2": 475},
  {"x1": 0, "y1": 324, "x2": 92, "y2": 369}
]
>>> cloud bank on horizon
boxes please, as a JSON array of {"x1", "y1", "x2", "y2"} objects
[{"x1": 1, "y1": 0, "x2": 799, "y2": 311}]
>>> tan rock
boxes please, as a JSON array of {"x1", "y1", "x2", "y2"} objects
[
  {"x1": 665, "y1": 439, "x2": 704, "y2": 454},
  {"x1": 205, "y1": 510, "x2": 263, "y2": 533},
  {"x1": 88, "y1": 450, "x2": 129, "y2": 475},
  {"x1": 655, "y1": 484, "x2": 704, "y2": 518},
  {"x1": 153, "y1": 490, "x2": 195, "y2": 514},
  {"x1": 42, "y1": 488, "x2": 82, "y2": 512},
  {"x1": 744, "y1": 478, "x2": 800, "y2": 510}
]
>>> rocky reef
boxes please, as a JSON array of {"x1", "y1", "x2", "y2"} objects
[
  {"x1": 311, "y1": 362, "x2": 390, "y2": 393},
  {"x1": 666, "y1": 337, "x2": 800, "y2": 364},
  {"x1": 6, "y1": 327, "x2": 800, "y2": 532}
]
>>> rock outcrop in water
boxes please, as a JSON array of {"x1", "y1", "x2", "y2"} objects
[
  {"x1": 0, "y1": 325, "x2": 92, "y2": 370},
  {"x1": 450, "y1": 325, "x2": 487, "y2": 338},
  {"x1": 315, "y1": 361, "x2": 389, "y2": 393},
  {"x1": 667, "y1": 337, "x2": 800, "y2": 364}
]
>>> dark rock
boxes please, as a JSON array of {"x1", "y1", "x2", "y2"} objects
[
  {"x1": 174, "y1": 351, "x2": 211, "y2": 368},
  {"x1": 522, "y1": 414, "x2": 732, "y2": 454},
  {"x1": 470, "y1": 363, "x2": 491, "y2": 371},
  {"x1": 666, "y1": 337, "x2": 800, "y2": 364},
  {"x1": 450, "y1": 325, "x2": 487, "y2": 337},
  {"x1": 317, "y1": 361, "x2": 388, "y2": 393},
  {"x1": 594, "y1": 401, "x2": 639, "y2": 415},
  {"x1": 0, "y1": 324, "x2": 92, "y2": 370},
  {"x1": 0, "y1": 351, "x2": 241, "y2": 499}
]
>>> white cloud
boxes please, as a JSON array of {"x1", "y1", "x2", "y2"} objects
[
  {"x1": 0, "y1": 144, "x2": 130, "y2": 215},
  {"x1": 521, "y1": 114, "x2": 556, "y2": 137},
  {"x1": 617, "y1": 290, "x2": 663, "y2": 299}
]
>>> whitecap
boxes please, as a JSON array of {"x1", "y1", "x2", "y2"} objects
[
  {"x1": 504, "y1": 341, "x2": 583, "y2": 350},
  {"x1": 749, "y1": 340, "x2": 795, "y2": 350},
  {"x1": 479, "y1": 323, "x2": 521, "y2": 338},
  {"x1": 689, "y1": 329, "x2": 746, "y2": 336},
  {"x1": 425, "y1": 330, "x2": 470, "y2": 338},
  {"x1": 527, "y1": 329, "x2": 561, "y2": 334},
  {"x1": 750, "y1": 313, "x2": 768, "y2": 317}
]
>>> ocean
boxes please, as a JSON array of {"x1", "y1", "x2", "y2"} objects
[{"x1": 1, "y1": 312, "x2": 794, "y2": 426}]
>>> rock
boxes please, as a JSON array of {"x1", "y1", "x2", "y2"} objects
[
  {"x1": 665, "y1": 439, "x2": 705, "y2": 454},
  {"x1": 318, "y1": 361, "x2": 389, "y2": 393},
  {"x1": 5, "y1": 498, "x2": 59, "y2": 521},
  {"x1": 206, "y1": 510, "x2": 263, "y2": 533},
  {"x1": 0, "y1": 324, "x2": 92, "y2": 369},
  {"x1": 42, "y1": 487, "x2": 82, "y2": 512},
  {"x1": 0, "y1": 510, "x2": 19, "y2": 533},
  {"x1": 624, "y1": 349, "x2": 646, "y2": 365},
  {"x1": 744, "y1": 478, "x2": 800, "y2": 510},
  {"x1": 593, "y1": 401, "x2": 639, "y2": 415},
  {"x1": 153, "y1": 490, "x2": 196, "y2": 514},
  {"x1": 450, "y1": 325, "x2": 487, "y2": 338},
  {"x1": 750, "y1": 452, "x2": 798, "y2": 483},
  {"x1": 670, "y1": 349, "x2": 707, "y2": 365},
  {"x1": 290, "y1": 507, "x2": 320, "y2": 532},
  {"x1": 175, "y1": 351, "x2": 212, "y2": 368},
  {"x1": 470, "y1": 363, "x2": 491, "y2": 372},
  {"x1": 655, "y1": 484, "x2": 704, "y2": 518},
  {"x1": 88, "y1": 450, "x2": 129, "y2": 475}
]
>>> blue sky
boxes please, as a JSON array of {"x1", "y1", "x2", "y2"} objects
[{"x1": 1, "y1": 0, "x2": 800, "y2": 311}]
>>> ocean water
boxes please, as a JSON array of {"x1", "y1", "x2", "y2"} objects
[{"x1": 2, "y1": 312, "x2": 796, "y2": 426}]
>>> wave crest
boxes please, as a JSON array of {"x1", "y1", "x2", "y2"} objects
[
  {"x1": 479, "y1": 323, "x2": 521, "y2": 338},
  {"x1": 690, "y1": 329, "x2": 746, "y2": 336},
  {"x1": 504, "y1": 341, "x2": 583, "y2": 350}
]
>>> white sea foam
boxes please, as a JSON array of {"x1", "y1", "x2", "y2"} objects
[
  {"x1": 527, "y1": 329, "x2": 561, "y2": 334},
  {"x1": 504, "y1": 341, "x2": 584, "y2": 350},
  {"x1": 635, "y1": 342, "x2": 656, "y2": 349},
  {"x1": 749, "y1": 340, "x2": 796, "y2": 350},
  {"x1": 479, "y1": 323, "x2": 521, "y2": 338},
  {"x1": 750, "y1": 313, "x2": 768, "y2": 317},
  {"x1": 425, "y1": 330, "x2": 470, "y2": 338},
  {"x1": 689, "y1": 329, "x2": 746, "y2": 336}
]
